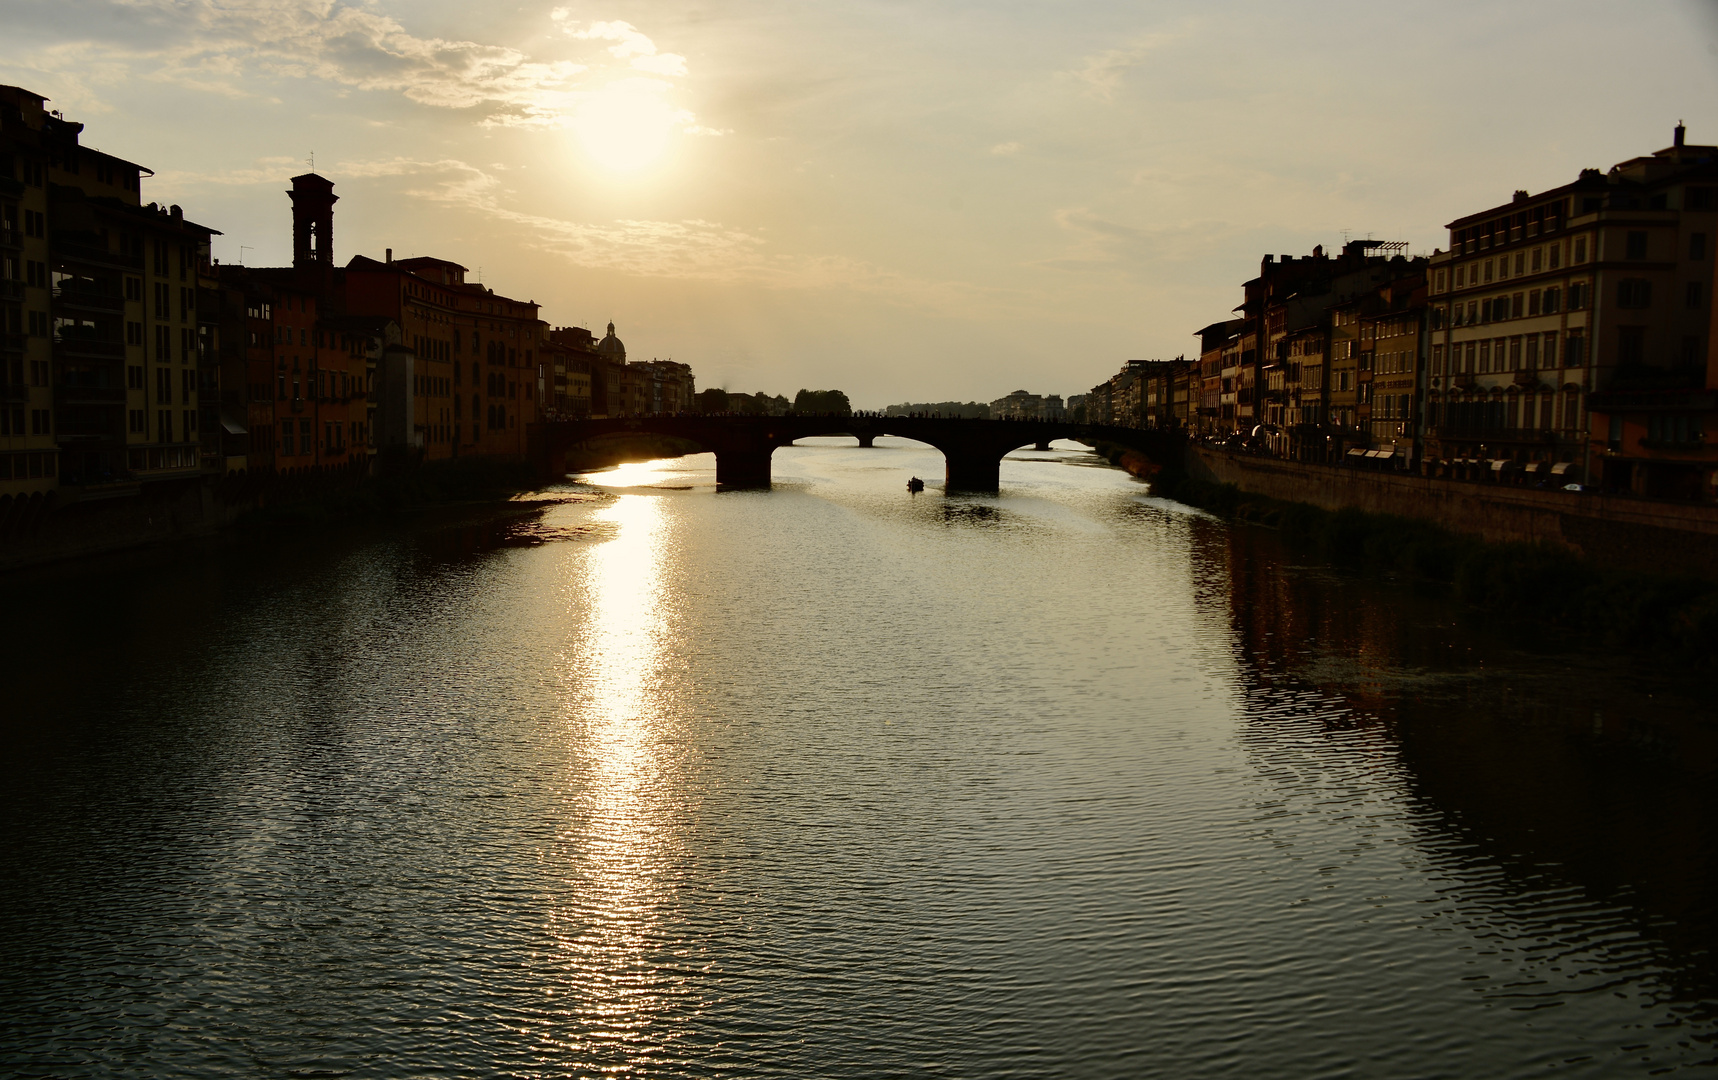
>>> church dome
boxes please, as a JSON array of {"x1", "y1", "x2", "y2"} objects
[{"x1": 596, "y1": 321, "x2": 626, "y2": 361}]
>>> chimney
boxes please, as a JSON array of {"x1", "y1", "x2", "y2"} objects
[
  {"x1": 1675, "y1": 121, "x2": 1686, "y2": 148},
  {"x1": 1512, "y1": 190, "x2": 1529, "y2": 203},
  {"x1": 170, "y1": 204, "x2": 182, "y2": 221},
  {"x1": 386, "y1": 248, "x2": 393, "y2": 263}
]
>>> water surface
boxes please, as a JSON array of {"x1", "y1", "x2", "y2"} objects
[{"x1": 2, "y1": 438, "x2": 1714, "y2": 1077}]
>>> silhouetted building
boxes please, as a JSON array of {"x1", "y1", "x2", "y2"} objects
[
  {"x1": 1, "y1": 84, "x2": 220, "y2": 499},
  {"x1": 1426, "y1": 125, "x2": 1718, "y2": 497}
]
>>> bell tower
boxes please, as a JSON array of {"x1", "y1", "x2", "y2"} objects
[{"x1": 288, "y1": 172, "x2": 337, "y2": 273}]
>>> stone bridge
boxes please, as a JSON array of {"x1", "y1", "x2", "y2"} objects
[{"x1": 528, "y1": 415, "x2": 1182, "y2": 491}]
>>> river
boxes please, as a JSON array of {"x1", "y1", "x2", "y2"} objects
[{"x1": 1, "y1": 438, "x2": 1714, "y2": 1077}]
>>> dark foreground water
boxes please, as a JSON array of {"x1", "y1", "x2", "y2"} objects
[{"x1": 2, "y1": 439, "x2": 1715, "y2": 1078}]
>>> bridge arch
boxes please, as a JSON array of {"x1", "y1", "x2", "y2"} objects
[{"x1": 531, "y1": 416, "x2": 1180, "y2": 492}]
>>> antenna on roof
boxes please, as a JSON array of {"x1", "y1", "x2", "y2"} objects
[
  {"x1": 308, "y1": 151, "x2": 314, "y2": 171},
  {"x1": 239, "y1": 245, "x2": 252, "y2": 266}
]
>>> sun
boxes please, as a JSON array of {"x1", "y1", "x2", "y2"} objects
[{"x1": 572, "y1": 81, "x2": 678, "y2": 173}]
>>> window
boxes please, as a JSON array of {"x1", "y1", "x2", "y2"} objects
[
  {"x1": 1689, "y1": 281, "x2": 1705, "y2": 309},
  {"x1": 1431, "y1": 344, "x2": 1445, "y2": 374},
  {"x1": 1514, "y1": 254, "x2": 1525, "y2": 275},
  {"x1": 158, "y1": 409, "x2": 172, "y2": 442},
  {"x1": 1508, "y1": 336, "x2": 1522, "y2": 370},
  {"x1": 1511, "y1": 292, "x2": 1524, "y2": 317},
  {"x1": 1569, "y1": 282, "x2": 1588, "y2": 309},
  {"x1": 1618, "y1": 326, "x2": 1646, "y2": 366},
  {"x1": 129, "y1": 409, "x2": 144, "y2": 433},
  {"x1": 1549, "y1": 243, "x2": 1561, "y2": 269},
  {"x1": 1531, "y1": 248, "x2": 1542, "y2": 272},
  {"x1": 281, "y1": 423, "x2": 294, "y2": 455},
  {"x1": 1626, "y1": 231, "x2": 1648, "y2": 260},
  {"x1": 128, "y1": 365, "x2": 143, "y2": 389},
  {"x1": 183, "y1": 409, "x2": 196, "y2": 435},
  {"x1": 1574, "y1": 237, "x2": 1588, "y2": 263},
  {"x1": 31, "y1": 408, "x2": 50, "y2": 435},
  {"x1": 1529, "y1": 289, "x2": 1541, "y2": 315},
  {"x1": 1647, "y1": 415, "x2": 1704, "y2": 445},
  {"x1": 1484, "y1": 260, "x2": 1494, "y2": 283},
  {"x1": 1543, "y1": 286, "x2": 1561, "y2": 313},
  {"x1": 1565, "y1": 330, "x2": 1584, "y2": 366},
  {"x1": 1683, "y1": 337, "x2": 1705, "y2": 366},
  {"x1": 1435, "y1": 270, "x2": 1446, "y2": 292},
  {"x1": 1526, "y1": 335, "x2": 1540, "y2": 368},
  {"x1": 27, "y1": 310, "x2": 48, "y2": 337},
  {"x1": 1617, "y1": 279, "x2": 1652, "y2": 309},
  {"x1": 1543, "y1": 332, "x2": 1559, "y2": 367}
]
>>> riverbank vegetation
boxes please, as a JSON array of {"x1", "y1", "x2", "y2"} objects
[{"x1": 1091, "y1": 441, "x2": 1718, "y2": 661}]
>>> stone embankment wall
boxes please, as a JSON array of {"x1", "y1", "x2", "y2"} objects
[
  {"x1": 1184, "y1": 447, "x2": 1718, "y2": 577},
  {"x1": 0, "y1": 480, "x2": 248, "y2": 573}
]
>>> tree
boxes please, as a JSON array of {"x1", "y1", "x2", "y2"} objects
[
  {"x1": 791, "y1": 389, "x2": 851, "y2": 415},
  {"x1": 696, "y1": 387, "x2": 730, "y2": 413}
]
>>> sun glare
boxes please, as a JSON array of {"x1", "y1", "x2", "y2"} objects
[{"x1": 572, "y1": 82, "x2": 677, "y2": 173}]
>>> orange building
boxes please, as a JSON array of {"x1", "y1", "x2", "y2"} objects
[{"x1": 341, "y1": 253, "x2": 542, "y2": 459}]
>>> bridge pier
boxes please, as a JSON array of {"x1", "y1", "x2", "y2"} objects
[
  {"x1": 854, "y1": 433, "x2": 876, "y2": 448},
  {"x1": 943, "y1": 450, "x2": 1002, "y2": 493},
  {"x1": 1034, "y1": 439, "x2": 1052, "y2": 452},
  {"x1": 714, "y1": 446, "x2": 774, "y2": 489}
]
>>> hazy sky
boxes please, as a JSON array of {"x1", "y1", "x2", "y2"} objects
[{"x1": 7, "y1": 1, "x2": 1718, "y2": 405}]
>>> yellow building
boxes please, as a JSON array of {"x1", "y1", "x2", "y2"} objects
[
  {"x1": 1425, "y1": 125, "x2": 1717, "y2": 492},
  {"x1": 1, "y1": 85, "x2": 216, "y2": 502}
]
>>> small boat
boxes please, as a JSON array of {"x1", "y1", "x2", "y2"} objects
[{"x1": 907, "y1": 476, "x2": 925, "y2": 493}]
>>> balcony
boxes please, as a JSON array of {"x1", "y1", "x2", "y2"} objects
[
  {"x1": 1, "y1": 382, "x2": 28, "y2": 404},
  {"x1": 1, "y1": 332, "x2": 25, "y2": 356},
  {"x1": 53, "y1": 287, "x2": 125, "y2": 315},
  {"x1": 0, "y1": 280, "x2": 23, "y2": 301},
  {"x1": 54, "y1": 336, "x2": 125, "y2": 360},
  {"x1": 56, "y1": 383, "x2": 127, "y2": 407},
  {"x1": 53, "y1": 242, "x2": 142, "y2": 273},
  {"x1": 0, "y1": 227, "x2": 20, "y2": 251}
]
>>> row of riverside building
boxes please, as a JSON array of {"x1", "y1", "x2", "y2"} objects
[
  {"x1": 0, "y1": 85, "x2": 694, "y2": 503},
  {"x1": 1084, "y1": 126, "x2": 1718, "y2": 501}
]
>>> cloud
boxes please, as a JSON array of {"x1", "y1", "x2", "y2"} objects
[
  {"x1": 990, "y1": 141, "x2": 1022, "y2": 156},
  {"x1": 13, "y1": 1, "x2": 703, "y2": 132},
  {"x1": 1044, "y1": 207, "x2": 1230, "y2": 271},
  {"x1": 1064, "y1": 30, "x2": 1182, "y2": 102},
  {"x1": 556, "y1": 17, "x2": 689, "y2": 78},
  {"x1": 308, "y1": 156, "x2": 1015, "y2": 314}
]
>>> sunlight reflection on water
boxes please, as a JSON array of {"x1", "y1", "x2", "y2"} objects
[{"x1": 554, "y1": 492, "x2": 680, "y2": 1066}]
